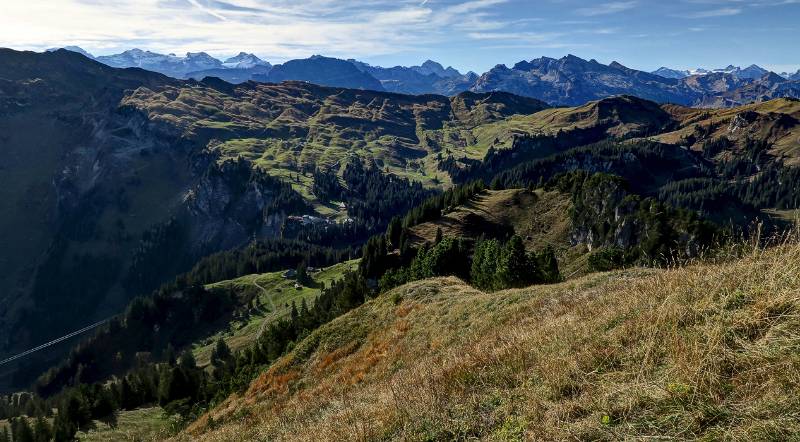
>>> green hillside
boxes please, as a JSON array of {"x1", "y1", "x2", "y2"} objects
[
  {"x1": 193, "y1": 260, "x2": 359, "y2": 366},
  {"x1": 122, "y1": 82, "x2": 549, "y2": 198}
]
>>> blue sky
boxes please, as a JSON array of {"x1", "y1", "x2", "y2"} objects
[{"x1": 1, "y1": 0, "x2": 798, "y2": 73}]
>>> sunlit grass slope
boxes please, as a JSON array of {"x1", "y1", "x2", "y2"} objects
[{"x1": 183, "y1": 242, "x2": 800, "y2": 441}]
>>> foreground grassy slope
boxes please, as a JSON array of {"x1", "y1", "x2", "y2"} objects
[{"x1": 183, "y1": 242, "x2": 800, "y2": 441}]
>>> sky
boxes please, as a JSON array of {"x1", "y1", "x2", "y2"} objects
[{"x1": 1, "y1": 0, "x2": 799, "y2": 74}]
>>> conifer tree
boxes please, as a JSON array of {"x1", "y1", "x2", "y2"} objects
[
  {"x1": 386, "y1": 217, "x2": 402, "y2": 248},
  {"x1": 290, "y1": 301, "x2": 299, "y2": 324},
  {"x1": 211, "y1": 339, "x2": 231, "y2": 366},
  {"x1": 497, "y1": 235, "x2": 532, "y2": 288},
  {"x1": 14, "y1": 417, "x2": 35, "y2": 442},
  {"x1": 537, "y1": 246, "x2": 561, "y2": 283},
  {"x1": 163, "y1": 344, "x2": 176, "y2": 366},
  {"x1": 471, "y1": 238, "x2": 501, "y2": 291},
  {"x1": 178, "y1": 351, "x2": 196, "y2": 370},
  {"x1": 32, "y1": 416, "x2": 51, "y2": 442}
]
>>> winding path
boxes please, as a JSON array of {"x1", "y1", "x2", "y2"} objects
[{"x1": 254, "y1": 277, "x2": 277, "y2": 340}]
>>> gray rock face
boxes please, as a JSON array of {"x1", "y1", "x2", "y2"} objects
[
  {"x1": 411, "y1": 60, "x2": 462, "y2": 78},
  {"x1": 185, "y1": 65, "x2": 272, "y2": 84},
  {"x1": 565, "y1": 173, "x2": 709, "y2": 258},
  {"x1": 349, "y1": 59, "x2": 475, "y2": 95},
  {"x1": 183, "y1": 157, "x2": 298, "y2": 251},
  {"x1": 652, "y1": 67, "x2": 690, "y2": 79},
  {"x1": 472, "y1": 55, "x2": 800, "y2": 108},
  {"x1": 471, "y1": 55, "x2": 693, "y2": 106},
  {"x1": 223, "y1": 52, "x2": 270, "y2": 69},
  {"x1": 696, "y1": 73, "x2": 800, "y2": 107}
]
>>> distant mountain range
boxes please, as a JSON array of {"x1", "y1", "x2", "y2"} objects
[
  {"x1": 48, "y1": 46, "x2": 800, "y2": 108},
  {"x1": 47, "y1": 47, "x2": 272, "y2": 82},
  {"x1": 652, "y1": 64, "x2": 771, "y2": 80}
]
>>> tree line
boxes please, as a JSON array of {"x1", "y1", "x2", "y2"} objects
[{"x1": 378, "y1": 234, "x2": 561, "y2": 292}]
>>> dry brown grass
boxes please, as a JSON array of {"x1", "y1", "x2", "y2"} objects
[
  {"x1": 410, "y1": 189, "x2": 572, "y2": 250},
  {"x1": 177, "y1": 242, "x2": 800, "y2": 441},
  {"x1": 409, "y1": 189, "x2": 587, "y2": 277}
]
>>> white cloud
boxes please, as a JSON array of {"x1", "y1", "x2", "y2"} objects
[{"x1": 0, "y1": 0, "x2": 521, "y2": 60}]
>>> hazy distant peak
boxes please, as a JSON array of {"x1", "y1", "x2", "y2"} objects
[
  {"x1": 413, "y1": 59, "x2": 462, "y2": 78},
  {"x1": 46, "y1": 46, "x2": 94, "y2": 59}
]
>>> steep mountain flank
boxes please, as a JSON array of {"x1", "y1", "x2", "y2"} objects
[
  {"x1": 0, "y1": 49, "x2": 188, "y2": 360},
  {"x1": 696, "y1": 74, "x2": 800, "y2": 108},
  {"x1": 0, "y1": 49, "x2": 551, "y2": 390},
  {"x1": 350, "y1": 59, "x2": 475, "y2": 95},
  {"x1": 96, "y1": 49, "x2": 224, "y2": 79},
  {"x1": 185, "y1": 65, "x2": 272, "y2": 84},
  {"x1": 0, "y1": 51, "x2": 332, "y2": 385},
  {"x1": 407, "y1": 174, "x2": 716, "y2": 277},
  {"x1": 408, "y1": 189, "x2": 572, "y2": 251}
]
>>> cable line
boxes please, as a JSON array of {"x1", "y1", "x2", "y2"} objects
[{"x1": 0, "y1": 318, "x2": 111, "y2": 367}]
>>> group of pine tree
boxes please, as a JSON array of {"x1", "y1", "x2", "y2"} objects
[{"x1": 377, "y1": 233, "x2": 560, "y2": 291}]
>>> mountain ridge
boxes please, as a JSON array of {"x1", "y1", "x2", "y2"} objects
[{"x1": 46, "y1": 46, "x2": 800, "y2": 108}]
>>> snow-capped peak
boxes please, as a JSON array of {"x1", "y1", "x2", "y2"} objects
[
  {"x1": 651, "y1": 67, "x2": 690, "y2": 79},
  {"x1": 222, "y1": 52, "x2": 270, "y2": 69},
  {"x1": 681, "y1": 64, "x2": 770, "y2": 79},
  {"x1": 688, "y1": 68, "x2": 710, "y2": 76}
]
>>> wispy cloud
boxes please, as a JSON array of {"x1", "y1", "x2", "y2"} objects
[
  {"x1": 680, "y1": 7, "x2": 742, "y2": 18},
  {"x1": 576, "y1": 1, "x2": 638, "y2": 16},
  {"x1": 0, "y1": 0, "x2": 522, "y2": 60}
]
